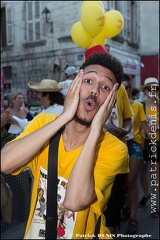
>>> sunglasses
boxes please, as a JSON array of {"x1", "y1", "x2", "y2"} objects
[{"x1": 146, "y1": 87, "x2": 159, "y2": 92}]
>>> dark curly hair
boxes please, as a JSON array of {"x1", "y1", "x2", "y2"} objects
[
  {"x1": 131, "y1": 88, "x2": 139, "y2": 98},
  {"x1": 41, "y1": 92, "x2": 64, "y2": 106},
  {"x1": 80, "y1": 52, "x2": 123, "y2": 86}
]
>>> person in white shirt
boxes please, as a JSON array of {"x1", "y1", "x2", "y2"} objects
[
  {"x1": 1, "y1": 92, "x2": 31, "y2": 136},
  {"x1": 27, "y1": 79, "x2": 67, "y2": 115},
  {"x1": 59, "y1": 66, "x2": 78, "y2": 96}
]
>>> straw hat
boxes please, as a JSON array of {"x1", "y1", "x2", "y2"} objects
[
  {"x1": 27, "y1": 79, "x2": 67, "y2": 92},
  {"x1": 139, "y1": 77, "x2": 159, "y2": 92}
]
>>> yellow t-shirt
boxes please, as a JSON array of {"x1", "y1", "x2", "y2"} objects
[
  {"x1": 110, "y1": 85, "x2": 134, "y2": 144},
  {"x1": 11, "y1": 113, "x2": 128, "y2": 239},
  {"x1": 116, "y1": 85, "x2": 134, "y2": 128},
  {"x1": 131, "y1": 101, "x2": 147, "y2": 147}
]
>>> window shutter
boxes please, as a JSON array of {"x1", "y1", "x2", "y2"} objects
[
  {"x1": 108, "y1": 1, "x2": 116, "y2": 10},
  {"x1": 35, "y1": 1, "x2": 40, "y2": 40},
  {"x1": 27, "y1": 1, "x2": 33, "y2": 42},
  {"x1": 26, "y1": 1, "x2": 41, "y2": 42},
  {"x1": 35, "y1": 21, "x2": 40, "y2": 40},
  {"x1": 6, "y1": 5, "x2": 13, "y2": 46}
]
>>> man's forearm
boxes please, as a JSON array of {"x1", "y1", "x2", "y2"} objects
[
  {"x1": 122, "y1": 118, "x2": 133, "y2": 134},
  {"x1": 1, "y1": 114, "x2": 68, "y2": 174},
  {"x1": 63, "y1": 129, "x2": 100, "y2": 212}
]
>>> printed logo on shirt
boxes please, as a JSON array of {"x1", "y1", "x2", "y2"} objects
[{"x1": 26, "y1": 167, "x2": 77, "y2": 239}]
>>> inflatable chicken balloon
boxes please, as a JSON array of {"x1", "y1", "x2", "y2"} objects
[
  {"x1": 81, "y1": 4, "x2": 105, "y2": 37},
  {"x1": 81, "y1": 1, "x2": 104, "y2": 12},
  {"x1": 71, "y1": 21, "x2": 92, "y2": 48},
  {"x1": 71, "y1": 1, "x2": 124, "y2": 48},
  {"x1": 88, "y1": 27, "x2": 106, "y2": 48},
  {"x1": 104, "y1": 10, "x2": 124, "y2": 38}
]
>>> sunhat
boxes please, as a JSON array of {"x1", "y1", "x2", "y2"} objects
[
  {"x1": 85, "y1": 44, "x2": 109, "y2": 60},
  {"x1": 140, "y1": 77, "x2": 159, "y2": 92},
  {"x1": 27, "y1": 79, "x2": 67, "y2": 92}
]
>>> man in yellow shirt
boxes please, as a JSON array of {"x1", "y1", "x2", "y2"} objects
[
  {"x1": 85, "y1": 46, "x2": 133, "y2": 235},
  {"x1": 103, "y1": 84, "x2": 133, "y2": 234},
  {"x1": 1, "y1": 52, "x2": 128, "y2": 239}
]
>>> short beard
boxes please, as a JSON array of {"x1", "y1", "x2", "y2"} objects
[{"x1": 74, "y1": 113, "x2": 91, "y2": 127}]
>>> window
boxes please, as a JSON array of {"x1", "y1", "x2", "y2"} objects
[
  {"x1": 1, "y1": 6, "x2": 13, "y2": 47},
  {"x1": 120, "y1": 2, "x2": 131, "y2": 40},
  {"x1": 26, "y1": 1, "x2": 41, "y2": 42},
  {"x1": 3, "y1": 66, "x2": 12, "y2": 94},
  {"x1": 108, "y1": 1, "x2": 116, "y2": 10},
  {"x1": 130, "y1": 1, "x2": 139, "y2": 44},
  {"x1": 121, "y1": 1, "x2": 139, "y2": 44}
]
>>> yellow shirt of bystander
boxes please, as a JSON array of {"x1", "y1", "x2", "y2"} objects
[
  {"x1": 131, "y1": 101, "x2": 147, "y2": 148},
  {"x1": 116, "y1": 85, "x2": 134, "y2": 128}
]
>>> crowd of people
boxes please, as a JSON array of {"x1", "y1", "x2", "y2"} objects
[{"x1": 1, "y1": 45, "x2": 159, "y2": 239}]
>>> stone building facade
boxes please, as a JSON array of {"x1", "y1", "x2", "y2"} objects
[{"x1": 1, "y1": 1, "x2": 159, "y2": 109}]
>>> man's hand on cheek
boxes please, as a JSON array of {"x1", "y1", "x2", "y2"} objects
[
  {"x1": 91, "y1": 83, "x2": 118, "y2": 131},
  {"x1": 63, "y1": 70, "x2": 84, "y2": 120}
]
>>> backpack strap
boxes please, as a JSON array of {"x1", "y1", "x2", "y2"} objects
[
  {"x1": 45, "y1": 127, "x2": 64, "y2": 239},
  {"x1": 46, "y1": 126, "x2": 101, "y2": 239},
  {"x1": 92, "y1": 215, "x2": 101, "y2": 239}
]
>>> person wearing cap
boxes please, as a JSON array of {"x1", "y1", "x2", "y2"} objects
[
  {"x1": 59, "y1": 66, "x2": 78, "y2": 96},
  {"x1": 85, "y1": 46, "x2": 134, "y2": 234},
  {"x1": 1, "y1": 52, "x2": 129, "y2": 239},
  {"x1": 27, "y1": 79, "x2": 66, "y2": 115},
  {"x1": 138, "y1": 77, "x2": 159, "y2": 218}
]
